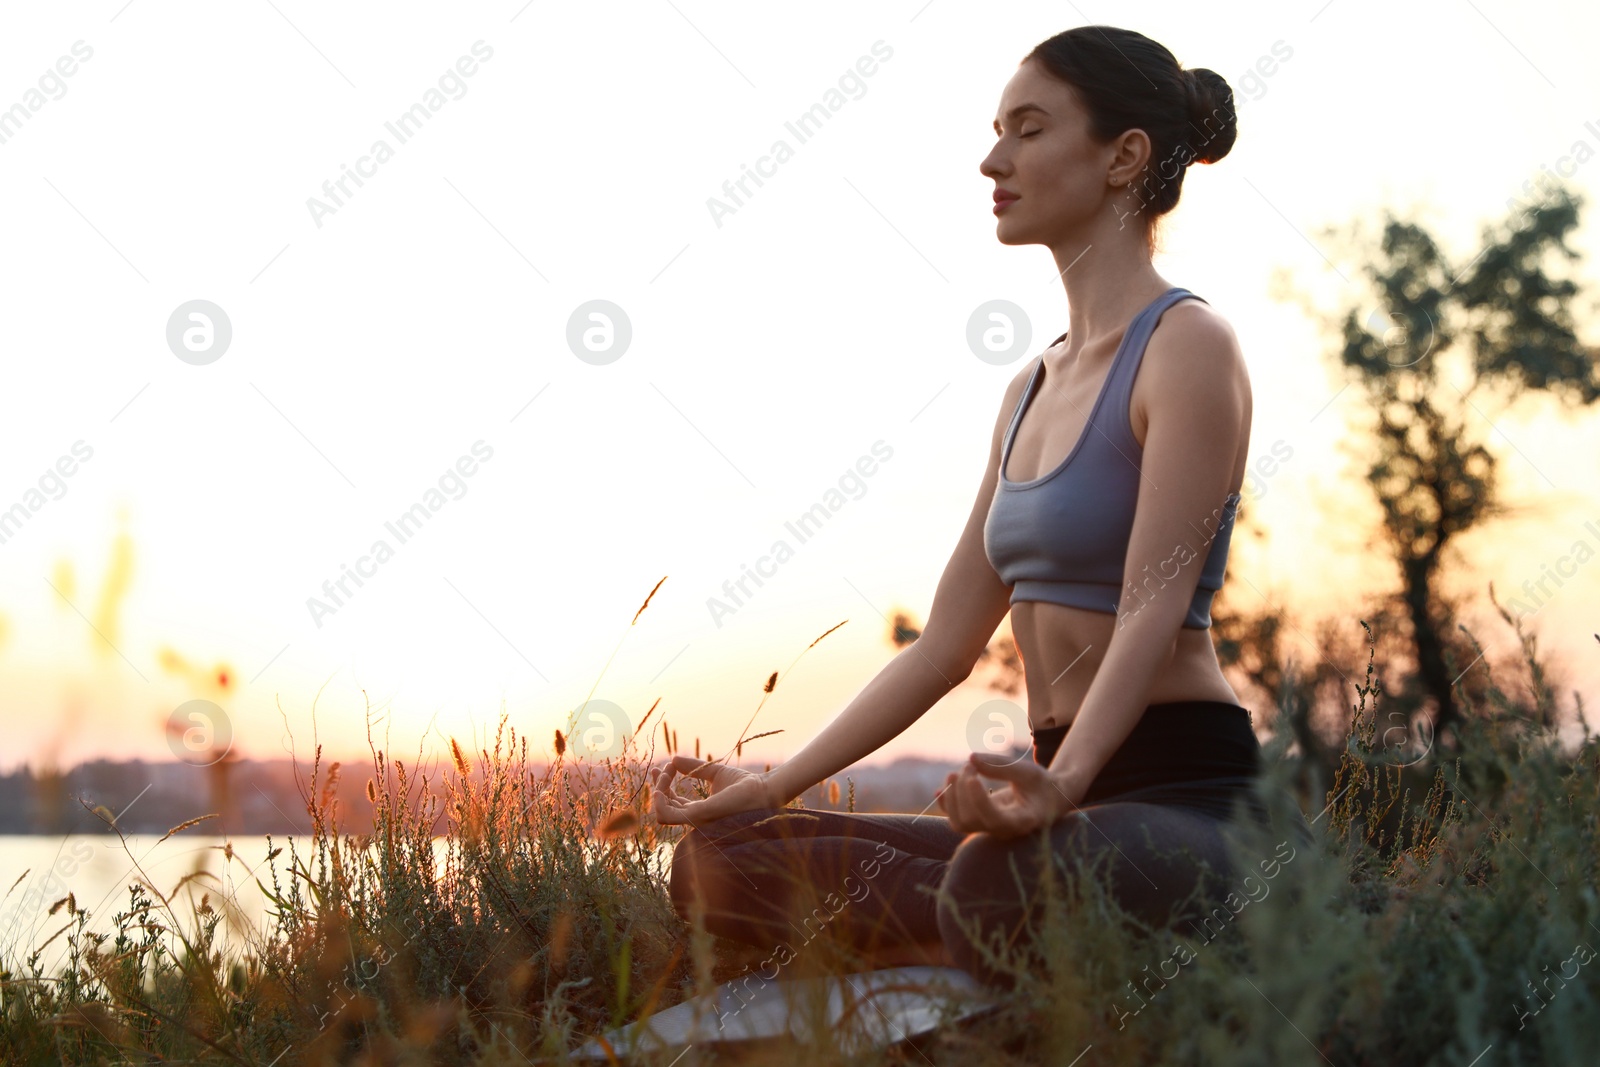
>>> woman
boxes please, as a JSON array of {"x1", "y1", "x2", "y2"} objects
[{"x1": 648, "y1": 26, "x2": 1313, "y2": 987}]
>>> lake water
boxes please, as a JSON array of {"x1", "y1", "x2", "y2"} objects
[{"x1": 1, "y1": 834, "x2": 674, "y2": 975}]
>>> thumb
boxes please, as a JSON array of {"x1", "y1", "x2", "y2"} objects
[
  {"x1": 968, "y1": 751, "x2": 1039, "y2": 780},
  {"x1": 668, "y1": 755, "x2": 718, "y2": 779}
]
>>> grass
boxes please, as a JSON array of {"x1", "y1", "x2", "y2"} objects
[{"x1": 2, "y1": 600, "x2": 1597, "y2": 1066}]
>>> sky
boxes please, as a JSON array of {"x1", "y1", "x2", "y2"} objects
[{"x1": 1, "y1": 0, "x2": 1597, "y2": 776}]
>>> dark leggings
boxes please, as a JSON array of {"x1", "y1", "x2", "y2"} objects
[{"x1": 666, "y1": 701, "x2": 1314, "y2": 987}]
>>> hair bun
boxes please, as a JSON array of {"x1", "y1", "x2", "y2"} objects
[{"x1": 1182, "y1": 67, "x2": 1236, "y2": 164}]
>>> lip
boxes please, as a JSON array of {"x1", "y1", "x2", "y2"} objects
[{"x1": 992, "y1": 190, "x2": 1019, "y2": 214}]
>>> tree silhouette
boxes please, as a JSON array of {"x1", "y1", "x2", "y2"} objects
[
  {"x1": 898, "y1": 188, "x2": 1597, "y2": 774},
  {"x1": 1327, "y1": 185, "x2": 1597, "y2": 740}
]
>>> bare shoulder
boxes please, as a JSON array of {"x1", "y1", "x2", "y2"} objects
[
  {"x1": 1142, "y1": 299, "x2": 1247, "y2": 397},
  {"x1": 1149, "y1": 296, "x2": 1241, "y2": 363},
  {"x1": 1131, "y1": 299, "x2": 1249, "y2": 440}
]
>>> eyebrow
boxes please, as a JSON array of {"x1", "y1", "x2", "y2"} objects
[{"x1": 993, "y1": 103, "x2": 1049, "y2": 132}]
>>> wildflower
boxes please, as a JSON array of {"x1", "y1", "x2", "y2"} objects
[{"x1": 161, "y1": 813, "x2": 221, "y2": 842}]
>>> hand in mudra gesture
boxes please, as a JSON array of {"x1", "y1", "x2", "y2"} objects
[
  {"x1": 937, "y1": 752, "x2": 1076, "y2": 840},
  {"x1": 648, "y1": 756, "x2": 782, "y2": 826}
]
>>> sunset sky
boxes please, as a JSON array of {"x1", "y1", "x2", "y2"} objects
[{"x1": 2, "y1": 0, "x2": 1597, "y2": 776}]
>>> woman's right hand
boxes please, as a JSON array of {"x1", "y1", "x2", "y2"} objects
[{"x1": 648, "y1": 756, "x2": 785, "y2": 826}]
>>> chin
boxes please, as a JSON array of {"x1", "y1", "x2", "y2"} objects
[{"x1": 994, "y1": 220, "x2": 1039, "y2": 246}]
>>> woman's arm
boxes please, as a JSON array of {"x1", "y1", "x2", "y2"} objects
[
  {"x1": 761, "y1": 639, "x2": 976, "y2": 805},
  {"x1": 758, "y1": 365, "x2": 1033, "y2": 806},
  {"x1": 1044, "y1": 305, "x2": 1251, "y2": 805}
]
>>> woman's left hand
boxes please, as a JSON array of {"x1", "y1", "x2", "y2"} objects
[{"x1": 936, "y1": 752, "x2": 1082, "y2": 839}]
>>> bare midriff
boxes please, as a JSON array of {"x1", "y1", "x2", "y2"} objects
[
  {"x1": 1000, "y1": 296, "x2": 1250, "y2": 732},
  {"x1": 1012, "y1": 600, "x2": 1242, "y2": 731}
]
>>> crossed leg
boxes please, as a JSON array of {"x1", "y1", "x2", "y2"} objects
[
  {"x1": 667, "y1": 807, "x2": 966, "y2": 966},
  {"x1": 668, "y1": 800, "x2": 1266, "y2": 987},
  {"x1": 936, "y1": 800, "x2": 1246, "y2": 988}
]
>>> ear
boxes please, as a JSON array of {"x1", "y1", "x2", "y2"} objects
[{"x1": 1106, "y1": 127, "x2": 1152, "y2": 187}]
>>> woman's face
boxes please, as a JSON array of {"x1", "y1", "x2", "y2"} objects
[{"x1": 980, "y1": 59, "x2": 1138, "y2": 245}]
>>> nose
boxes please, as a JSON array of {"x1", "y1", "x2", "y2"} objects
[{"x1": 979, "y1": 142, "x2": 1008, "y2": 182}]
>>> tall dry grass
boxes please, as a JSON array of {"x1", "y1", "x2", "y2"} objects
[{"x1": 1, "y1": 600, "x2": 1597, "y2": 1065}]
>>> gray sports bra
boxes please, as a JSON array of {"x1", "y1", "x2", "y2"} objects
[{"x1": 982, "y1": 287, "x2": 1240, "y2": 629}]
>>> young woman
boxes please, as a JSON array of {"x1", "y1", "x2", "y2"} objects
[{"x1": 648, "y1": 25, "x2": 1314, "y2": 986}]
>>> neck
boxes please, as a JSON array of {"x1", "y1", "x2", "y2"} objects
[{"x1": 1047, "y1": 211, "x2": 1172, "y2": 352}]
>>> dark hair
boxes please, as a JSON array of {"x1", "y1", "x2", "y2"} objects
[{"x1": 1024, "y1": 26, "x2": 1236, "y2": 233}]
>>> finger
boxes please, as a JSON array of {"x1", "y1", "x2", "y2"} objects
[
  {"x1": 661, "y1": 759, "x2": 712, "y2": 797},
  {"x1": 960, "y1": 769, "x2": 1002, "y2": 833},
  {"x1": 650, "y1": 770, "x2": 677, "y2": 803},
  {"x1": 940, "y1": 778, "x2": 975, "y2": 834},
  {"x1": 968, "y1": 751, "x2": 1043, "y2": 781},
  {"x1": 669, "y1": 755, "x2": 715, "y2": 780},
  {"x1": 685, "y1": 790, "x2": 748, "y2": 826},
  {"x1": 939, "y1": 772, "x2": 964, "y2": 825},
  {"x1": 934, "y1": 771, "x2": 960, "y2": 825},
  {"x1": 651, "y1": 759, "x2": 686, "y2": 790},
  {"x1": 995, "y1": 791, "x2": 1044, "y2": 832},
  {"x1": 973, "y1": 772, "x2": 1021, "y2": 832},
  {"x1": 664, "y1": 790, "x2": 731, "y2": 828},
  {"x1": 657, "y1": 781, "x2": 723, "y2": 827},
  {"x1": 986, "y1": 786, "x2": 1024, "y2": 813},
  {"x1": 939, "y1": 784, "x2": 974, "y2": 833},
  {"x1": 652, "y1": 768, "x2": 694, "y2": 812},
  {"x1": 965, "y1": 776, "x2": 1036, "y2": 839},
  {"x1": 649, "y1": 782, "x2": 688, "y2": 825},
  {"x1": 961, "y1": 770, "x2": 998, "y2": 822}
]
